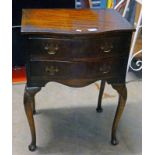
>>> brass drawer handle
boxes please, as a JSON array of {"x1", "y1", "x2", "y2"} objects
[
  {"x1": 47, "y1": 50, "x2": 57, "y2": 55},
  {"x1": 103, "y1": 49, "x2": 111, "y2": 53},
  {"x1": 45, "y1": 66, "x2": 59, "y2": 75},
  {"x1": 44, "y1": 45, "x2": 59, "y2": 55},
  {"x1": 100, "y1": 46, "x2": 112, "y2": 53},
  {"x1": 99, "y1": 66, "x2": 110, "y2": 74}
]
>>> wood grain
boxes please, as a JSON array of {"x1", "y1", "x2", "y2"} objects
[{"x1": 21, "y1": 9, "x2": 134, "y2": 35}]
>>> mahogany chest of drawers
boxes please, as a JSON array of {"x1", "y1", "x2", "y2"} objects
[{"x1": 21, "y1": 9, "x2": 134, "y2": 151}]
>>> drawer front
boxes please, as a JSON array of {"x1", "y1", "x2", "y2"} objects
[
  {"x1": 28, "y1": 36, "x2": 130, "y2": 60},
  {"x1": 28, "y1": 57, "x2": 128, "y2": 80}
]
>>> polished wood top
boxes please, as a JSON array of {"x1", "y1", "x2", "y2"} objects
[{"x1": 21, "y1": 9, "x2": 134, "y2": 35}]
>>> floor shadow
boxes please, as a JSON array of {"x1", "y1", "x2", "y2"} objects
[{"x1": 33, "y1": 104, "x2": 141, "y2": 155}]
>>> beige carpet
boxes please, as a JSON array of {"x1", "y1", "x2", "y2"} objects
[{"x1": 13, "y1": 76, "x2": 141, "y2": 155}]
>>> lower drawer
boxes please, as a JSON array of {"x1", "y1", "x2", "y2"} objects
[{"x1": 28, "y1": 57, "x2": 128, "y2": 81}]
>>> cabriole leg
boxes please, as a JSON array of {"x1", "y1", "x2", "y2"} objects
[
  {"x1": 23, "y1": 85, "x2": 41, "y2": 151},
  {"x1": 111, "y1": 84, "x2": 127, "y2": 145}
]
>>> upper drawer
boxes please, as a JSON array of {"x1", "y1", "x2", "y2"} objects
[{"x1": 27, "y1": 36, "x2": 131, "y2": 60}]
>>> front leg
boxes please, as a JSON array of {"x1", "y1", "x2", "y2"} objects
[
  {"x1": 111, "y1": 84, "x2": 127, "y2": 145},
  {"x1": 23, "y1": 85, "x2": 41, "y2": 151}
]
